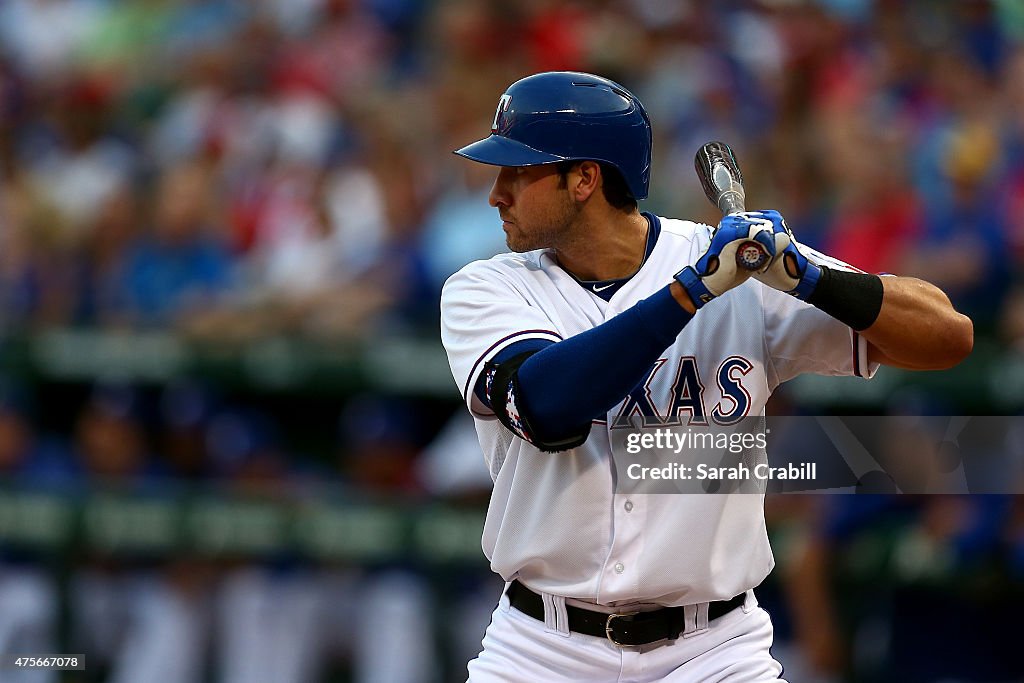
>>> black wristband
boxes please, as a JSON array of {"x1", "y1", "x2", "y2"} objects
[{"x1": 806, "y1": 266, "x2": 884, "y2": 331}]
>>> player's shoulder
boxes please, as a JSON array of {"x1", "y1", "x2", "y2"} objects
[
  {"x1": 655, "y1": 218, "x2": 712, "y2": 241},
  {"x1": 441, "y1": 249, "x2": 547, "y2": 300},
  {"x1": 445, "y1": 249, "x2": 546, "y2": 283},
  {"x1": 654, "y1": 216, "x2": 714, "y2": 251}
]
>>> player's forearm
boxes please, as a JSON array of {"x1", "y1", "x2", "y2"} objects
[
  {"x1": 861, "y1": 277, "x2": 973, "y2": 370},
  {"x1": 516, "y1": 285, "x2": 693, "y2": 438},
  {"x1": 797, "y1": 264, "x2": 973, "y2": 370},
  {"x1": 669, "y1": 281, "x2": 698, "y2": 314}
]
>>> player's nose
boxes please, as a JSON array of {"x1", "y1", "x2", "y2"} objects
[{"x1": 488, "y1": 167, "x2": 513, "y2": 208}]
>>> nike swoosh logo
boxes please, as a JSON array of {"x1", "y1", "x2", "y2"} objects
[{"x1": 592, "y1": 283, "x2": 615, "y2": 292}]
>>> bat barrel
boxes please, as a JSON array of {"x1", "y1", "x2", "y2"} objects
[{"x1": 694, "y1": 141, "x2": 746, "y2": 214}]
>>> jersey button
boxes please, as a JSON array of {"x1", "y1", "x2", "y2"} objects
[
  {"x1": 614, "y1": 562, "x2": 624, "y2": 574},
  {"x1": 624, "y1": 500, "x2": 634, "y2": 512}
]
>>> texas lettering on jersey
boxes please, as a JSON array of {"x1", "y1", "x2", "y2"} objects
[{"x1": 610, "y1": 356, "x2": 753, "y2": 429}]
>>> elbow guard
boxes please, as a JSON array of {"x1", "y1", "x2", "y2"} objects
[{"x1": 484, "y1": 351, "x2": 591, "y2": 453}]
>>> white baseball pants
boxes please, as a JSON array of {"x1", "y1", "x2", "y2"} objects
[{"x1": 467, "y1": 587, "x2": 787, "y2": 682}]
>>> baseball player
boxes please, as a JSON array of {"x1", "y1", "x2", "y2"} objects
[{"x1": 440, "y1": 72, "x2": 972, "y2": 682}]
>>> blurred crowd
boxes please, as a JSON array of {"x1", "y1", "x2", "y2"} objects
[
  {"x1": 1, "y1": 0, "x2": 1024, "y2": 342},
  {"x1": 2, "y1": 0, "x2": 1024, "y2": 681}
]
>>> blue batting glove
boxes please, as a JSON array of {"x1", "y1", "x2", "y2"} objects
[
  {"x1": 675, "y1": 213, "x2": 777, "y2": 309},
  {"x1": 744, "y1": 210, "x2": 821, "y2": 300}
]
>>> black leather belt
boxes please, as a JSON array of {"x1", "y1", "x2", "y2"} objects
[{"x1": 506, "y1": 579, "x2": 745, "y2": 647}]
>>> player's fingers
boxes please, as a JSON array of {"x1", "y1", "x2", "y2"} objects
[
  {"x1": 718, "y1": 239, "x2": 741, "y2": 262},
  {"x1": 741, "y1": 217, "x2": 773, "y2": 238},
  {"x1": 719, "y1": 213, "x2": 762, "y2": 234},
  {"x1": 715, "y1": 216, "x2": 744, "y2": 237},
  {"x1": 712, "y1": 253, "x2": 744, "y2": 292},
  {"x1": 718, "y1": 216, "x2": 767, "y2": 246},
  {"x1": 719, "y1": 240, "x2": 757, "y2": 281},
  {"x1": 772, "y1": 231, "x2": 792, "y2": 252},
  {"x1": 740, "y1": 222, "x2": 775, "y2": 264},
  {"x1": 737, "y1": 209, "x2": 782, "y2": 223},
  {"x1": 750, "y1": 227, "x2": 776, "y2": 256},
  {"x1": 758, "y1": 231, "x2": 791, "y2": 273}
]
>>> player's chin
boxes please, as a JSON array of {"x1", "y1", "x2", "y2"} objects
[
  {"x1": 503, "y1": 223, "x2": 549, "y2": 252},
  {"x1": 504, "y1": 232, "x2": 533, "y2": 253}
]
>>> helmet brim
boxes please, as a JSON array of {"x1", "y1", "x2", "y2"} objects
[{"x1": 453, "y1": 134, "x2": 566, "y2": 167}]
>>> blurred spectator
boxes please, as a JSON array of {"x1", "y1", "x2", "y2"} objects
[
  {"x1": 337, "y1": 394, "x2": 424, "y2": 498},
  {"x1": 19, "y1": 76, "x2": 137, "y2": 242},
  {"x1": 0, "y1": 0, "x2": 104, "y2": 81},
  {"x1": 204, "y1": 406, "x2": 293, "y2": 489},
  {"x1": 74, "y1": 186, "x2": 141, "y2": 326},
  {"x1": 419, "y1": 129, "x2": 508, "y2": 292},
  {"x1": 108, "y1": 161, "x2": 232, "y2": 329},
  {"x1": 72, "y1": 383, "x2": 157, "y2": 483},
  {"x1": 157, "y1": 378, "x2": 219, "y2": 481},
  {"x1": 211, "y1": 163, "x2": 396, "y2": 341},
  {"x1": 0, "y1": 380, "x2": 76, "y2": 486},
  {"x1": 899, "y1": 49, "x2": 1010, "y2": 329}
]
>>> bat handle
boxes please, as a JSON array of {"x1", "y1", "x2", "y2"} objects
[
  {"x1": 717, "y1": 185, "x2": 745, "y2": 215},
  {"x1": 715, "y1": 171, "x2": 770, "y2": 271}
]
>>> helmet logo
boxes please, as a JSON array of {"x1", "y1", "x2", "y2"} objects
[{"x1": 492, "y1": 94, "x2": 512, "y2": 133}]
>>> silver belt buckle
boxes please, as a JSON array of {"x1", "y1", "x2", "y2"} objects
[{"x1": 605, "y1": 611, "x2": 639, "y2": 648}]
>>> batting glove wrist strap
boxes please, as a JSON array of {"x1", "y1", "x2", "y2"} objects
[
  {"x1": 806, "y1": 266, "x2": 884, "y2": 331},
  {"x1": 790, "y1": 260, "x2": 822, "y2": 300},
  {"x1": 745, "y1": 209, "x2": 824, "y2": 300},
  {"x1": 674, "y1": 266, "x2": 714, "y2": 309}
]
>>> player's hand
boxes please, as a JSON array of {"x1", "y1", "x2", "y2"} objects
[
  {"x1": 746, "y1": 210, "x2": 822, "y2": 300},
  {"x1": 674, "y1": 212, "x2": 777, "y2": 309}
]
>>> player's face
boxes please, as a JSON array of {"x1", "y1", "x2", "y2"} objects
[{"x1": 488, "y1": 165, "x2": 580, "y2": 252}]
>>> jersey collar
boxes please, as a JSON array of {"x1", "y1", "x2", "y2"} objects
[{"x1": 574, "y1": 212, "x2": 662, "y2": 301}]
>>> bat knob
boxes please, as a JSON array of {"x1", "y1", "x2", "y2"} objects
[{"x1": 736, "y1": 241, "x2": 769, "y2": 271}]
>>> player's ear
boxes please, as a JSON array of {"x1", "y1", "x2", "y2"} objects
[{"x1": 571, "y1": 161, "x2": 602, "y2": 203}]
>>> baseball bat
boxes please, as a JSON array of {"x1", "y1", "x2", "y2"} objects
[{"x1": 694, "y1": 141, "x2": 768, "y2": 271}]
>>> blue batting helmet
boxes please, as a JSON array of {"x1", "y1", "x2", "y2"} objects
[{"x1": 454, "y1": 72, "x2": 652, "y2": 200}]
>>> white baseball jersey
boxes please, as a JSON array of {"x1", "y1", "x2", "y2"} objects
[{"x1": 440, "y1": 215, "x2": 877, "y2": 607}]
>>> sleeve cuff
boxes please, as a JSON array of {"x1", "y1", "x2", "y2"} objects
[
  {"x1": 464, "y1": 329, "x2": 563, "y2": 416},
  {"x1": 853, "y1": 330, "x2": 880, "y2": 379}
]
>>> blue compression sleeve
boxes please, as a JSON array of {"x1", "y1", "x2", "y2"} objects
[{"x1": 480, "y1": 285, "x2": 693, "y2": 439}]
